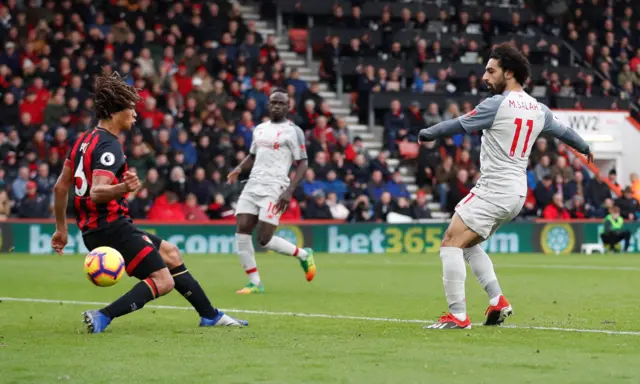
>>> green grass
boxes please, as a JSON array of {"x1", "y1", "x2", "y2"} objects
[{"x1": 1, "y1": 252, "x2": 640, "y2": 383}]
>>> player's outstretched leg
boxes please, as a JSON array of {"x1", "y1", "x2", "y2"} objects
[
  {"x1": 257, "y1": 221, "x2": 316, "y2": 282},
  {"x1": 425, "y1": 214, "x2": 477, "y2": 330},
  {"x1": 158, "y1": 240, "x2": 247, "y2": 327},
  {"x1": 84, "y1": 267, "x2": 174, "y2": 334},
  {"x1": 463, "y1": 245, "x2": 513, "y2": 326},
  {"x1": 235, "y1": 213, "x2": 264, "y2": 294}
]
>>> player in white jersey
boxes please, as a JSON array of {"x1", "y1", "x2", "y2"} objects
[
  {"x1": 227, "y1": 89, "x2": 316, "y2": 294},
  {"x1": 418, "y1": 43, "x2": 593, "y2": 329}
]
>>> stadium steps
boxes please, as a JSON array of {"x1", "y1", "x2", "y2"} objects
[{"x1": 241, "y1": 2, "x2": 443, "y2": 217}]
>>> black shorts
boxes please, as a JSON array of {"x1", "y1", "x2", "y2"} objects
[{"x1": 83, "y1": 221, "x2": 166, "y2": 280}]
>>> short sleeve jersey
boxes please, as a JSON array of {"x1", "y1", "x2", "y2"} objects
[
  {"x1": 66, "y1": 127, "x2": 130, "y2": 233},
  {"x1": 246, "y1": 120, "x2": 308, "y2": 191},
  {"x1": 458, "y1": 91, "x2": 547, "y2": 197}
]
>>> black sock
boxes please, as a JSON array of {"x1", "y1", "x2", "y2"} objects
[
  {"x1": 100, "y1": 278, "x2": 158, "y2": 319},
  {"x1": 170, "y1": 264, "x2": 219, "y2": 319}
]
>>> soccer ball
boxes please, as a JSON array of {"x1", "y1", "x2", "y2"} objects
[{"x1": 84, "y1": 246, "x2": 125, "y2": 287}]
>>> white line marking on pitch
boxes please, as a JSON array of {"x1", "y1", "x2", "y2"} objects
[{"x1": 2, "y1": 297, "x2": 640, "y2": 336}]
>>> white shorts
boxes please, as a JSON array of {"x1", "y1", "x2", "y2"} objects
[
  {"x1": 455, "y1": 192, "x2": 525, "y2": 239},
  {"x1": 235, "y1": 188, "x2": 284, "y2": 226}
]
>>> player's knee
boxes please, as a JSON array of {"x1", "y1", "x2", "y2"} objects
[
  {"x1": 258, "y1": 233, "x2": 273, "y2": 247},
  {"x1": 151, "y1": 269, "x2": 175, "y2": 296},
  {"x1": 441, "y1": 229, "x2": 455, "y2": 247},
  {"x1": 161, "y1": 242, "x2": 182, "y2": 269}
]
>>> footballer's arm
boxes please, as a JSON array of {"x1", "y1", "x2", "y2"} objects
[
  {"x1": 236, "y1": 153, "x2": 256, "y2": 173},
  {"x1": 419, "y1": 95, "x2": 503, "y2": 141},
  {"x1": 90, "y1": 172, "x2": 139, "y2": 204},
  {"x1": 540, "y1": 104, "x2": 593, "y2": 161},
  {"x1": 288, "y1": 158, "x2": 308, "y2": 193},
  {"x1": 227, "y1": 153, "x2": 255, "y2": 184},
  {"x1": 52, "y1": 164, "x2": 74, "y2": 254},
  {"x1": 53, "y1": 164, "x2": 73, "y2": 233}
]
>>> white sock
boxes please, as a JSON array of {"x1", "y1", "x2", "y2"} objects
[
  {"x1": 236, "y1": 233, "x2": 260, "y2": 285},
  {"x1": 463, "y1": 245, "x2": 502, "y2": 303},
  {"x1": 440, "y1": 247, "x2": 466, "y2": 318},
  {"x1": 265, "y1": 236, "x2": 308, "y2": 260}
]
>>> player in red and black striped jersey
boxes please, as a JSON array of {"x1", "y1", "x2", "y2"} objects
[
  {"x1": 51, "y1": 73, "x2": 246, "y2": 333},
  {"x1": 66, "y1": 126, "x2": 133, "y2": 234}
]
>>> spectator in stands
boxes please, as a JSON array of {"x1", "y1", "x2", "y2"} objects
[
  {"x1": 435, "y1": 156, "x2": 455, "y2": 210},
  {"x1": 326, "y1": 192, "x2": 349, "y2": 220},
  {"x1": 208, "y1": 193, "x2": 234, "y2": 221},
  {"x1": 184, "y1": 193, "x2": 209, "y2": 221},
  {"x1": 569, "y1": 195, "x2": 587, "y2": 219},
  {"x1": 129, "y1": 188, "x2": 152, "y2": 220},
  {"x1": 383, "y1": 100, "x2": 408, "y2": 154},
  {"x1": 615, "y1": 187, "x2": 639, "y2": 220},
  {"x1": 350, "y1": 154, "x2": 370, "y2": 184},
  {"x1": 411, "y1": 190, "x2": 432, "y2": 219},
  {"x1": 447, "y1": 169, "x2": 473, "y2": 213},
  {"x1": 422, "y1": 103, "x2": 442, "y2": 128},
  {"x1": 387, "y1": 171, "x2": 410, "y2": 199},
  {"x1": 368, "y1": 170, "x2": 387, "y2": 202},
  {"x1": 369, "y1": 151, "x2": 392, "y2": 180},
  {"x1": 11, "y1": 166, "x2": 30, "y2": 202},
  {"x1": 347, "y1": 194, "x2": 373, "y2": 223},
  {"x1": 322, "y1": 170, "x2": 347, "y2": 202},
  {"x1": 407, "y1": 101, "x2": 425, "y2": 139},
  {"x1": 305, "y1": 190, "x2": 333, "y2": 219},
  {"x1": 391, "y1": 197, "x2": 413, "y2": 219},
  {"x1": 587, "y1": 173, "x2": 613, "y2": 214},
  {"x1": 302, "y1": 169, "x2": 323, "y2": 198},
  {"x1": 534, "y1": 155, "x2": 552, "y2": 182},
  {"x1": 18, "y1": 181, "x2": 49, "y2": 218},
  {"x1": 543, "y1": 193, "x2": 571, "y2": 220},
  {"x1": 535, "y1": 175, "x2": 555, "y2": 213},
  {"x1": 34, "y1": 163, "x2": 55, "y2": 198},
  {"x1": 313, "y1": 151, "x2": 333, "y2": 181},
  {"x1": 187, "y1": 167, "x2": 213, "y2": 207},
  {"x1": 551, "y1": 156, "x2": 574, "y2": 182},
  {"x1": 374, "y1": 191, "x2": 393, "y2": 222}
]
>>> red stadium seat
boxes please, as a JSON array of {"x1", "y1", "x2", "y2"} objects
[{"x1": 288, "y1": 29, "x2": 308, "y2": 54}]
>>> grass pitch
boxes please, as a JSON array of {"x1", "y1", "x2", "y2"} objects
[{"x1": 1, "y1": 252, "x2": 640, "y2": 383}]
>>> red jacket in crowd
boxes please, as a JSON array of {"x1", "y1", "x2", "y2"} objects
[{"x1": 542, "y1": 203, "x2": 571, "y2": 220}]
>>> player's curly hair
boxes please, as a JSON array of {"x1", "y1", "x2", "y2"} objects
[
  {"x1": 93, "y1": 72, "x2": 141, "y2": 120},
  {"x1": 489, "y1": 43, "x2": 531, "y2": 85}
]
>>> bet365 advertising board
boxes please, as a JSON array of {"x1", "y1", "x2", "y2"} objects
[{"x1": 2, "y1": 221, "x2": 639, "y2": 255}]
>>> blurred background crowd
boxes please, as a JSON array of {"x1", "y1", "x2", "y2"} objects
[{"x1": 0, "y1": 0, "x2": 638, "y2": 223}]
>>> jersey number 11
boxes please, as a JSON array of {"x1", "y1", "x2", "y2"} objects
[{"x1": 509, "y1": 118, "x2": 534, "y2": 158}]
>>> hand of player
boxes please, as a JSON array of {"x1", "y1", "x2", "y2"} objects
[
  {"x1": 585, "y1": 152, "x2": 594, "y2": 164},
  {"x1": 227, "y1": 168, "x2": 241, "y2": 184},
  {"x1": 275, "y1": 189, "x2": 293, "y2": 213},
  {"x1": 123, "y1": 171, "x2": 141, "y2": 192},
  {"x1": 51, "y1": 230, "x2": 68, "y2": 255},
  {"x1": 418, "y1": 128, "x2": 435, "y2": 143}
]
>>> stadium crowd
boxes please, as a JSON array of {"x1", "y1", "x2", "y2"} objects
[{"x1": 0, "y1": 0, "x2": 637, "y2": 223}]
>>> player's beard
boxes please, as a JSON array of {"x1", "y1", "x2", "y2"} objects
[{"x1": 487, "y1": 76, "x2": 507, "y2": 95}]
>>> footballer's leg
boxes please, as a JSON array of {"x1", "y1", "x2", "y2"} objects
[
  {"x1": 256, "y1": 218, "x2": 316, "y2": 282},
  {"x1": 82, "y1": 227, "x2": 174, "y2": 334},
  {"x1": 235, "y1": 210, "x2": 264, "y2": 294},
  {"x1": 425, "y1": 212, "x2": 479, "y2": 330},
  {"x1": 463, "y1": 245, "x2": 512, "y2": 326},
  {"x1": 153, "y1": 237, "x2": 247, "y2": 327}
]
